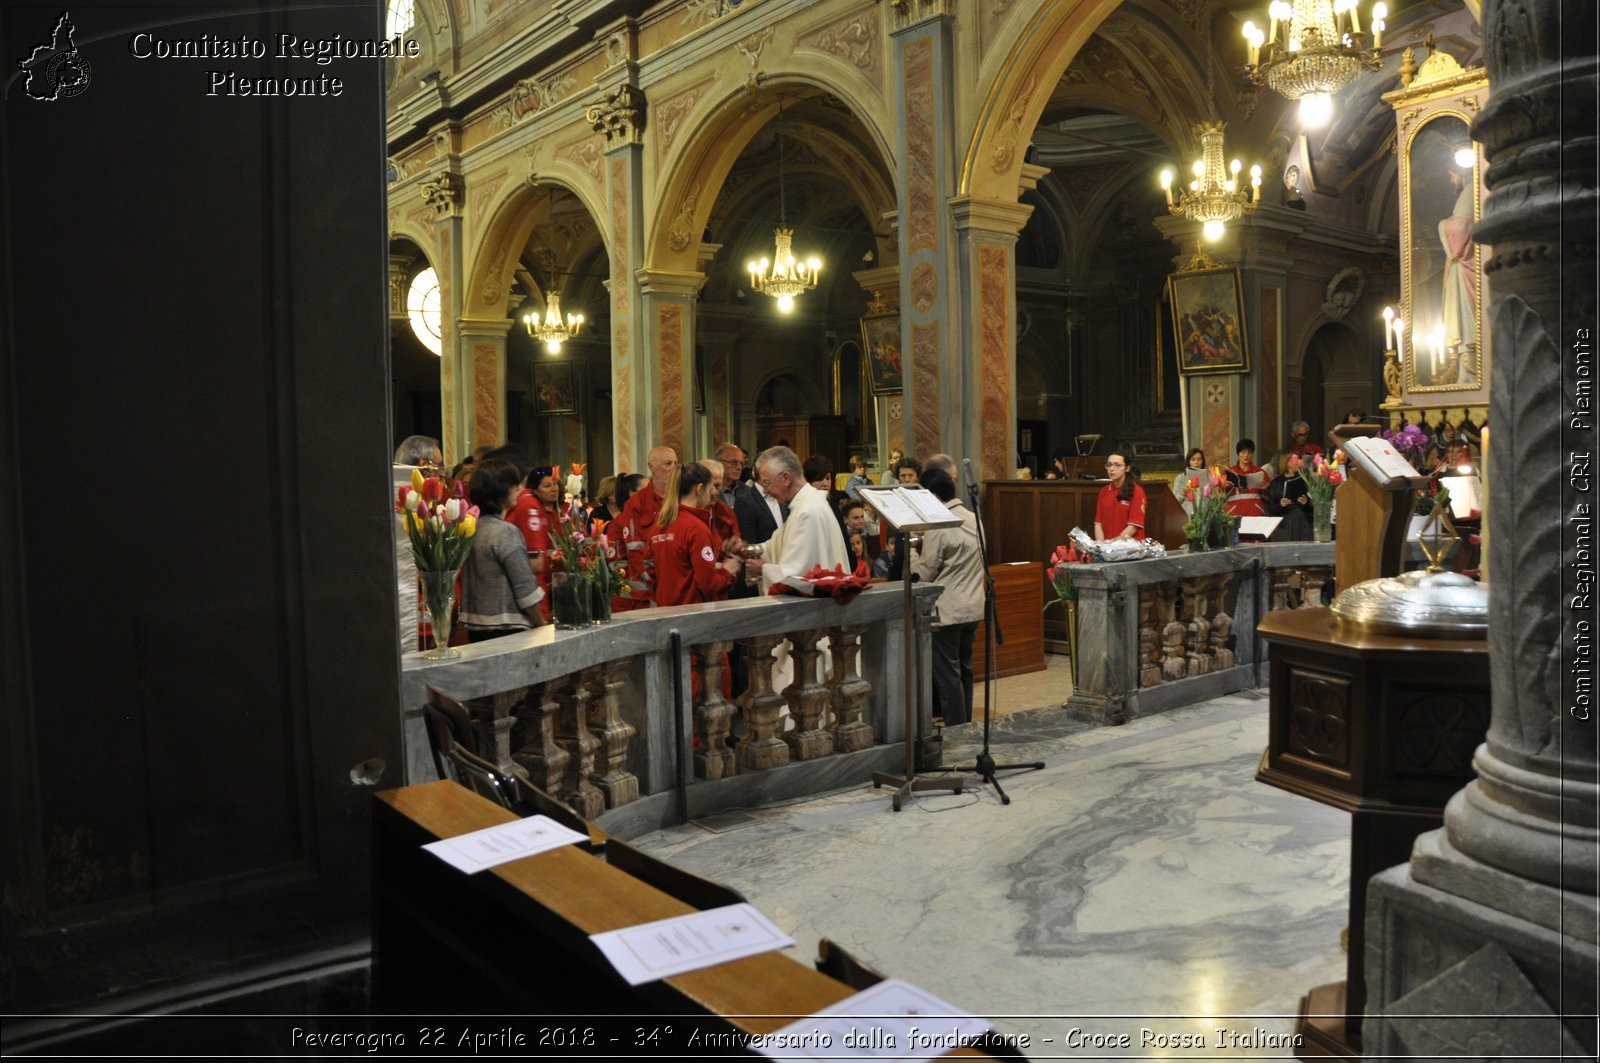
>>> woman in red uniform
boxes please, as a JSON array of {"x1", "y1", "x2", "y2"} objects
[
  {"x1": 1094, "y1": 450, "x2": 1146, "y2": 541},
  {"x1": 508, "y1": 464, "x2": 561, "y2": 620},
  {"x1": 1225, "y1": 438, "x2": 1270, "y2": 518},
  {"x1": 649, "y1": 462, "x2": 742, "y2": 606}
]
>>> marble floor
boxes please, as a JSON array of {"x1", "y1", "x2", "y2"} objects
[{"x1": 631, "y1": 689, "x2": 1353, "y2": 1059}]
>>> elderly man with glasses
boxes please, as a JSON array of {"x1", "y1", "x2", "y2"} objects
[{"x1": 744, "y1": 445, "x2": 848, "y2": 592}]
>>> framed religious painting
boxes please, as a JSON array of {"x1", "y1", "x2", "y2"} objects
[
  {"x1": 1167, "y1": 262, "x2": 1250, "y2": 376},
  {"x1": 1385, "y1": 48, "x2": 1490, "y2": 406},
  {"x1": 531, "y1": 360, "x2": 577, "y2": 415},
  {"x1": 860, "y1": 308, "x2": 903, "y2": 395}
]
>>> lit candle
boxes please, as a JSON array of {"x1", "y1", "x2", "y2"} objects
[
  {"x1": 1394, "y1": 314, "x2": 1405, "y2": 363},
  {"x1": 1383, "y1": 305, "x2": 1394, "y2": 350}
]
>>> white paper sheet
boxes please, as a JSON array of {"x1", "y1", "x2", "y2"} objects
[
  {"x1": 1237, "y1": 516, "x2": 1283, "y2": 538},
  {"x1": 753, "y1": 978, "x2": 995, "y2": 1062},
  {"x1": 589, "y1": 903, "x2": 795, "y2": 986},
  {"x1": 1439, "y1": 474, "x2": 1482, "y2": 518},
  {"x1": 422, "y1": 814, "x2": 589, "y2": 874}
]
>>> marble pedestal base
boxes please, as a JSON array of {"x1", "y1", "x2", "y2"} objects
[{"x1": 1365, "y1": 831, "x2": 1597, "y2": 1059}]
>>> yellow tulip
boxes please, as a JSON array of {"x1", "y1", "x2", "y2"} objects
[
  {"x1": 407, "y1": 512, "x2": 424, "y2": 535},
  {"x1": 459, "y1": 515, "x2": 477, "y2": 539},
  {"x1": 411, "y1": 467, "x2": 425, "y2": 494}
]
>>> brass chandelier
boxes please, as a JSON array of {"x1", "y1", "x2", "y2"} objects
[
  {"x1": 746, "y1": 100, "x2": 821, "y2": 314},
  {"x1": 1160, "y1": 121, "x2": 1262, "y2": 242},
  {"x1": 522, "y1": 190, "x2": 585, "y2": 353},
  {"x1": 1242, "y1": 1, "x2": 1388, "y2": 128}
]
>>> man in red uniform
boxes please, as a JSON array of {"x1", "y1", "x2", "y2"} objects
[
  {"x1": 612, "y1": 445, "x2": 677, "y2": 610},
  {"x1": 508, "y1": 464, "x2": 561, "y2": 621},
  {"x1": 1286, "y1": 420, "x2": 1323, "y2": 460}
]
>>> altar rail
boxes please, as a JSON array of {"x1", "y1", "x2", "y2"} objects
[
  {"x1": 400, "y1": 585, "x2": 939, "y2": 837},
  {"x1": 1068, "y1": 542, "x2": 1335, "y2": 724}
]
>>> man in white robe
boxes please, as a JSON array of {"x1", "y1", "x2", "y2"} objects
[{"x1": 746, "y1": 445, "x2": 849, "y2": 593}]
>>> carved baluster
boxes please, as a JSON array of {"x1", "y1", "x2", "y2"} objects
[
  {"x1": 1270, "y1": 567, "x2": 1294, "y2": 612},
  {"x1": 828, "y1": 626, "x2": 875, "y2": 752},
  {"x1": 1138, "y1": 589, "x2": 1162, "y2": 687},
  {"x1": 1300, "y1": 566, "x2": 1328, "y2": 608},
  {"x1": 1184, "y1": 579, "x2": 1212, "y2": 677},
  {"x1": 468, "y1": 688, "x2": 525, "y2": 777},
  {"x1": 554, "y1": 673, "x2": 605, "y2": 818},
  {"x1": 586, "y1": 661, "x2": 638, "y2": 807},
  {"x1": 513, "y1": 679, "x2": 569, "y2": 792},
  {"x1": 782, "y1": 628, "x2": 835, "y2": 761},
  {"x1": 1209, "y1": 574, "x2": 1236, "y2": 671},
  {"x1": 693, "y1": 640, "x2": 737, "y2": 779},
  {"x1": 1160, "y1": 582, "x2": 1188, "y2": 681},
  {"x1": 738, "y1": 633, "x2": 790, "y2": 770}
]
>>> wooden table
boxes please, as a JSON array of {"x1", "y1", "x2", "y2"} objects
[
  {"x1": 1255, "y1": 608, "x2": 1489, "y2": 1059},
  {"x1": 373, "y1": 781, "x2": 1002, "y2": 1055}
]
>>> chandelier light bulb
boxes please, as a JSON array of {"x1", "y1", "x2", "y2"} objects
[
  {"x1": 1300, "y1": 92, "x2": 1334, "y2": 128},
  {"x1": 1203, "y1": 220, "x2": 1226, "y2": 242},
  {"x1": 777, "y1": 294, "x2": 795, "y2": 313}
]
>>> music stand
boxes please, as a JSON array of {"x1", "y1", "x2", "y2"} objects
[{"x1": 859, "y1": 484, "x2": 965, "y2": 812}]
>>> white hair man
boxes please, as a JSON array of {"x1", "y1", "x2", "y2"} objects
[{"x1": 744, "y1": 445, "x2": 848, "y2": 592}]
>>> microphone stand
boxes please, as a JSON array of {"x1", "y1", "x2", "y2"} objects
[{"x1": 948, "y1": 469, "x2": 1044, "y2": 804}]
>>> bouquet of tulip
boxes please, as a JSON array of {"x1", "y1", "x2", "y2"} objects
[
  {"x1": 1181, "y1": 467, "x2": 1235, "y2": 544},
  {"x1": 396, "y1": 468, "x2": 479, "y2": 656},
  {"x1": 547, "y1": 502, "x2": 629, "y2": 623},
  {"x1": 1381, "y1": 422, "x2": 1431, "y2": 472},
  {"x1": 396, "y1": 468, "x2": 479, "y2": 574},
  {"x1": 1288, "y1": 452, "x2": 1345, "y2": 508},
  {"x1": 1042, "y1": 543, "x2": 1087, "y2": 614}
]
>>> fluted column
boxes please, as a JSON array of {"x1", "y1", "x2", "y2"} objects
[{"x1": 1365, "y1": 4, "x2": 1598, "y2": 1055}]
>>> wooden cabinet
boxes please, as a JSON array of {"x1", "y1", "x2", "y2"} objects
[{"x1": 972, "y1": 562, "x2": 1045, "y2": 680}]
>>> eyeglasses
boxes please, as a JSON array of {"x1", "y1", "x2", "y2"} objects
[
  {"x1": 1105, "y1": 461, "x2": 1126, "y2": 469},
  {"x1": 757, "y1": 469, "x2": 789, "y2": 490}
]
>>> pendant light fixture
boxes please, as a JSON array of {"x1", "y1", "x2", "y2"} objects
[
  {"x1": 522, "y1": 189, "x2": 585, "y2": 353},
  {"x1": 1242, "y1": 1, "x2": 1387, "y2": 128},
  {"x1": 746, "y1": 99, "x2": 822, "y2": 314}
]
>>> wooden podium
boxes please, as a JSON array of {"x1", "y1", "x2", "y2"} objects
[{"x1": 1256, "y1": 438, "x2": 1488, "y2": 1058}]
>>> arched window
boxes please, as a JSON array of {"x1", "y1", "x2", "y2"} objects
[
  {"x1": 386, "y1": 0, "x2": 415, "y2": 39},
  {"x1": 406, "y1": 267, "x2": 442, "y2": 355}
]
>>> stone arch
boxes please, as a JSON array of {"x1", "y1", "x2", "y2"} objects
[
  {"x1": 1298, "y1": 320, "x2": 1370, "y2": 436},
  {"x1": 962, "y1": 0, "x2": 1147, "y2": 205},
  {"x1": 463, "y1": 174, "x2": 607, "y2": 326},
  {"x1": 648, "y1": 75, "x2": 896, "y2": 275},
  {"x1": 752, "y1": 366, "x2": 830, "y2": 419}
]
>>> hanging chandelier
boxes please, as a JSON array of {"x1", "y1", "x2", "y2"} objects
[
  {"x1": 1160, "y1": 121, "x2": 1262, "y2": 242},
  {"x1": 1242, "y1": 1, "x2": 1387, "y2": 128},
  {"x1": 523, "y1": 289, "x2": 583, "y2": 354},
  {"x1": 747, "y1": 100, "x2": 821, "y2": 314},
  {"x1": 522, "y1": 189, "x2": 585, "y2": 353}
]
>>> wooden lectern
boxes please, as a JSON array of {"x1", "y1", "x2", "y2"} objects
[{"x1": 1255, "y1": 436, "x2": 1489, "y2": 1059}]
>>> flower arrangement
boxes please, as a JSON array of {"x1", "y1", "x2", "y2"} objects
[
  {"x1": 1043, "y1": 543, "x2": 1087, "y2": 613},
  {"x1": 1382, "y1": 422, "x2": 1431, "y2": 472},
  {"x1": 396, "y1": 468, "x2": 478, "y2": 574},
  {"x1": 1181, "y1": 467, "x2": 1236, "y2": 544},
  {"x1": 1288, "y1": 452, "x2": 1346, "y2": 508},
  {"x1": 546, "y1": 501, "x2": 630, "y2": 606}
]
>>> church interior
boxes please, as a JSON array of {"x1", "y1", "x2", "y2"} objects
[{"x1": 1, "y1": 0, "x2": 1593, "y2": 1057}]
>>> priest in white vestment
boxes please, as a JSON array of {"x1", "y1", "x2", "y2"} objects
[{"x1": 746, "y1": 445, "x2": 849, "y2": 593}]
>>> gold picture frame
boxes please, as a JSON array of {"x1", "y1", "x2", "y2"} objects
[{"x1": 1167, "y1": 263, "x2": 1250, "y2": 376}]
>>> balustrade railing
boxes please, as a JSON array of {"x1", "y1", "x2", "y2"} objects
[
  {"x1": 1070, "y1": 542, "x2": 1335, "y2": 725},
  {"x1": 400, "y1": 585, "x2": 938, "y2": 836}
]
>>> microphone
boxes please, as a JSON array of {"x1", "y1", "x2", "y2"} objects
[{"x1": 962, "y1": 457, "x2": 974, "y2": 483}]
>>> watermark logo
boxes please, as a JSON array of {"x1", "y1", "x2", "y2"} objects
[{"x1": 17, "y1": 12, "x2": 92, "y2": 101}]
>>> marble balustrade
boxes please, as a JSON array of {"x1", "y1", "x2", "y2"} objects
[
  {"x1": 1069, "y1": 542, "x2": 1335, "y2": 725},
  {"x1": 400, "y1": 585, "x2": 941, "y2": 836}
]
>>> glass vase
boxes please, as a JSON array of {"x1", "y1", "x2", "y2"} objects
[
  {"x1": 1313, "y1": 500, "x2": 1334, "y2": 543},
  {"x1": 419, "y1": 567, "x2": 462, "y2": 660},
  {"x1": 1208, "y1": 521, "x2": 1232, "y2": 550},
  {"x1": 1187, "y1": 533, "x2": 1208, "y2": 553},
  {"x1": 552, "y1": 571, "x2": 594, "y2": 628},
  {"x1": 589, "y1": 572, "x2": 611, "y2": 625}
]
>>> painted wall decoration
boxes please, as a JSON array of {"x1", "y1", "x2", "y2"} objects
[
  {"x1": 532, "y1": 360, "x2": 577, "y2": 415},
  {"x1": 860, "y1": 308, "x2": 903, "y2": 395}
]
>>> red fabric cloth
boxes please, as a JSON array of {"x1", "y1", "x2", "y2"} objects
[
  {"x1": 612, "y1": 481, "x2": 662, "y2": 611},
  {"x1": 649, "y1": 506, "x2": 735, "y2": 607},
  {"x1": 1288, "y1": 441, "x2": 1323, "y2": 459},
  {"x1": 1094, "y1": 481, "x2": 1147, "y2": 540},
  {"x1": 767, "y1": 559, "x2": 873, "y2": 604}
]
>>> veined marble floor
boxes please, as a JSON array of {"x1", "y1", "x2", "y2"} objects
[{"x1": 631, "y1": 691, "x2": 1352, "y2": 1060}]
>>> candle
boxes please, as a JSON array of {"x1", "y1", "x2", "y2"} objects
[
  {"x1": 1394, "y1": 315, "x2": 1405, "y2": 363},
  {"x1": 1383, "y1": 305, "x2": 1394, "y2": 350}
]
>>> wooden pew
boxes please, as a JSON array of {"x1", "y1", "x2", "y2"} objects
[{"x1": 372, "y1": 781, "x2": 1004, "y2": 1056}]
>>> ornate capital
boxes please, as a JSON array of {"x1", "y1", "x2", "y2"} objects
[
  {"x1": 421, "y1": 172, "x2": 463, "y2": 218},
  {"x1": 586, "y1": 84, "x2": 646, "y2": 147},
  {"x1": 880, "y1": 0, "x2": 952, "y2": 30}
]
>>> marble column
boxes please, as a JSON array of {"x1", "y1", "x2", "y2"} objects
[
  {"x1": 1364, "y1": 4, "x2": 1599, "y2": 1056},
  {"x1": 422, "y1": 169, "x2": 471, "y2": 462},
  {"x1": 638, "y1": 268, "x2": 705, "y2": 457},
  {"x1": 952, "y1": 198, "x2": 1031, "y2": 483},
  {"x1": 890, "y1": 5, "x2": 957, "y2": 462},
  {"x1": 457, "y1": 318, "x2": 511, "y2": 448},
  {"x1": 588, "y1": 83, "x2": 650, "y2": 474}
]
